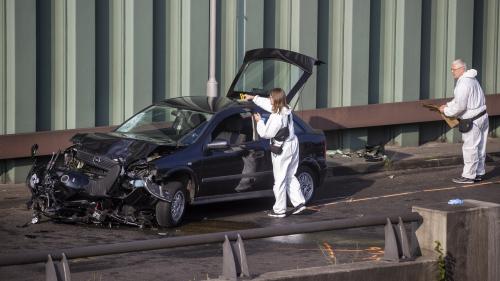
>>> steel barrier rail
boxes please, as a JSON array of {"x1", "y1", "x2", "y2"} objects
[
  {"x1": 0, "y1": 212, "x2": 422, "y2": 267},
  {"x1": 0, "y1": 126, "x2": 117, "y2": 160},
  {"x1": 1, "y1": 94, "x2": 499, "y2": 161},
  {"x1": 297, "y1": 94, "x2": 500, "y2": 131}
]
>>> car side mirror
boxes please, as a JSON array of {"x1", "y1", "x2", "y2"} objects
[
  {"x1": 206, "y1": 140, "x2": 229, "y2": 150},
  {"x1": 30, "y1": 144, "x2": 39, "y2": 158}
]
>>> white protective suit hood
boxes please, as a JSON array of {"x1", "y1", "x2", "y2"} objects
[
  {"x1": 444, "y1": 68, "x2": 486, "y2": 119},
  {"x1": 279, "y1": 106, "x2": 292, "y2": 117},
  {"x1": 461, "y1": 69, "x2": 477, "y2": 79}
]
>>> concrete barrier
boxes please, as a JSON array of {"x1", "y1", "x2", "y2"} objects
[
  {"x1": 414, "y1": 200, "x2": 500, "y2": 281},
  {"x1": 212, "y1": 200, "x2": 499, "y2": 281},
  {"x1": 238, "y1": 256, "x2": 437, "y2": 281}
]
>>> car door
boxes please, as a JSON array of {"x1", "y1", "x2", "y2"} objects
[{"x1": 198, "y1": 111, "x2": 272, "y2": 197}]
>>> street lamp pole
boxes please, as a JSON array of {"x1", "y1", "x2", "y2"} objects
[{"x1": 206, "y1": 0, "x2": 218, "y2": 98}]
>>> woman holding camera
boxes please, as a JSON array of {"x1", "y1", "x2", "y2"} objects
[{"x1": 244, "y1": 88, "x2": 306, "y2": 217}]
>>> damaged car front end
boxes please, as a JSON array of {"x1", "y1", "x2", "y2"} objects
[{"x1": 25, "y1": 48, "x2": 327, "y2": 229}]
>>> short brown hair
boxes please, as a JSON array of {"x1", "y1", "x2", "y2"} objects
[{"x1": 270, "y1": 88, "x2": 289, "y2": 113}]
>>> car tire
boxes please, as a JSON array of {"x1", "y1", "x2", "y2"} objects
[
  {"x1": 155, "y1": 181, "x2": 187, "y2": 227},
  {"x1": 296, "y1": 165, "x2": 317, "y2": 204}
]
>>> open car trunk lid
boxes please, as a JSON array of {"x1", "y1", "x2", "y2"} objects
[{"x1": 226, "y1": 48, "x2": 321, "y2": 103}]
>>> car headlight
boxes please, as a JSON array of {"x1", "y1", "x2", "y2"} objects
[
  {"x1": 129, "y1": 179, "x2": 145, "y2": 188},
  {"x1": 29, "y1": 173, "x2": 40, "y2": 188}
]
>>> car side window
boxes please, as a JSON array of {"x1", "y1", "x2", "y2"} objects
[{"x1": 211, "y1": 113, "x2": 254, "y2": 145}]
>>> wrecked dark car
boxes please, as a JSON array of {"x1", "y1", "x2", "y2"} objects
[{"x1": 26, "y1": 48, "x2": 327, "y2": 228}]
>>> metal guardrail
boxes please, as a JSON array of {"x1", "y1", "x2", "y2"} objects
[
  {"x1": 1, "y1": 94, "x2": 499, "y2": 161},
  {"x1": 0, "y1": 212, "x2": 422, "y2": 267},
  {"x1": 297, "y1": 94, "x2": 500, "y2": 130},
  {"x1": 0, "y1": 126, "x2": 117, "y2": 160}
]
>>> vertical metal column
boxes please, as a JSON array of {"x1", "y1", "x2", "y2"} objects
[
  {"x1": 290, "y1": 0, "x2": 318, "y2": 111},
  {"x1": 109, "y1": 0, "x2": 125, "y2": 125},
  {"x1": 329, "y1": 0, "x2": 344, "y2": 109},
  {"x1": 482, "y1": 0, "x2": 500, "y2": 137},
  {"x1": 221, "y1": 0, "x2": 264, "y2": 97},
  {"x1": 220, "y1": 0, "x2": 237, "y2": 96},
  {"x1": 0, "y1": 0, "x2": 5, "y2": 137},
  {"x1": 444, "y1": 0, "x2": 475, "y2": 143},
  {"x1": 123, "y1": 0, "x2": 153, "y2": 118},
  {"x1": 5, "y1": 0, "x2": 36, "y2": 134},
  {"x1": 53, "y1": 0, "x2": 67, "y2": 130},
  {"x1": 0, "y1": 0, "x2": 4, "y2": 183},
  {"x1": 340, "y1": 0, "x2": 370, "y2": 150},
  {"x1": 5, "y1": 0, "x2": 36, "y2": 182},
  {"x1": 244, "y1": 1, "x2": 264, "y2": 53},
  {"x1": 66, "y1": 0, "x2": 95, "y2": 129},
  {"x1": 181, "y1": 0, "x2": 209, "y2": 97},
  {"x1": 109, "y1": 0, "x2": 153, "y2": 124},
  {"x1": 167, "y1": 0, "x2": 182, "y2": 98},
  {"x1": 206, "y1": 0, "x2": 218, "y2": 98},
  {"x1": 393, "y1": 0, "x2": 422, "y2": 147}
]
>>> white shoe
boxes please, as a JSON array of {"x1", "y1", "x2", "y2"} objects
[
  {"x1": 292, "y1": 204, "x2": 306, "y2": 215},
  {"x1": 268, "y1": 210, "x2": 286, "y2": 218}
]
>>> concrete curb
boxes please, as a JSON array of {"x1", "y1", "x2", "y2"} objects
[
  {"x1": 209, "y1": 256, "x2": 437, "y2": 281},
  {"x1": 326, "y1": 151, "x2": 500, "y2": 177}
]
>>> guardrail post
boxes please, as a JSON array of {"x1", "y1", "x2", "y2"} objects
[
  {"x1": 397, "y1": 217, "x2": 414, "y2": 260},
  {"x1": 46, "y1": 253, "x2": 71, "y2": 281},
  {"x1": 46, "y1": 255, "x2": 57, "y2": 281},
  {"x1": 221, "y1": 234, "x2": 250, "y2": 280},
  {"x1": 383, "y1": 218, "x2": 399, "y2": 261},
  {"x1": 383, "y1": 217, "x2": 417, "y2": 262},
  {"x1": 234, "y1": 234, "x2": 250, "y2": 277}
]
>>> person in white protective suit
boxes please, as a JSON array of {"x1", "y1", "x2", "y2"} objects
[
  {"x1": 439, "y1": 59, "x2": 489, "y2": 184},
  {"x1": 244, "y1": 88, "x2": 306, "y2": 217}
]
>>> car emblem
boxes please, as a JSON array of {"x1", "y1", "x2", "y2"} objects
[{"x1": 93, "y1": 156, "x2": 101, "y2": 163}]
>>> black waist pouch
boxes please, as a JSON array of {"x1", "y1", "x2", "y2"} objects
[
  {"x1": 458, "y1": 110, "x2": 486, "y2": 133},
  {"x1": 270, "y1": 141, "x2": 284, "y2": 155},
  {"x1": 274, "y1": 127, "x2": 289, "y2": 141},
  {"x1": 270, "y1": 128, "x2": 289, "y2": 155},
  {"x1": 270, "y1": 115, "x2": 291, "y2": 155}
]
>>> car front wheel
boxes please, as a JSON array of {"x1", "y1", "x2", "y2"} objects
[
  {"x1": 296, "y1": 166, "x2": 317, "y2": 204},
  {"x1": 155, "y1": 181, "x2": 186, "y2": 227}
]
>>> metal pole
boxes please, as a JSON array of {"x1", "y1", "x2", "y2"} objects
[
  {"x1": 206, "y1": 0, "x2": 218, "y2": 97},
  {"x1": 0, "y1": 213, "x2": 421, "y2": 267}
]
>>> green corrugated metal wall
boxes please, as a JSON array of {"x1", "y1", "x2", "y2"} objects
[{"x1": 1, "y1": 0, "x2": 500, "y2": 183}]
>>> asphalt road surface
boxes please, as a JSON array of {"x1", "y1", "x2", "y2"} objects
[{"x1": 1, "y1": 163, "x2": 499, "y2": 281}]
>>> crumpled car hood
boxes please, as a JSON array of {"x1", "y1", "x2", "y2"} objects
[{"x1": 71, "y1": 132, "x2": 175, "y2": 164}]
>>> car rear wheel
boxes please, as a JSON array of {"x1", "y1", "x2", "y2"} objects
[
  {"x1": 155, "y1": 181, "x2": 186, "y2": 227},
  {"x1": 296, "y1": 166, "x2": 317, "y2": 204}
]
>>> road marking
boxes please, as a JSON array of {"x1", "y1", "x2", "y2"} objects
[{"x1": 313, "y1": 180, "x2": 500, "y2": 208}]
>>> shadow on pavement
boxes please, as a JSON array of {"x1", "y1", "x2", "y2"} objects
[{"x1": 181, "y1": 167, "x2": 376, "y2": 227}]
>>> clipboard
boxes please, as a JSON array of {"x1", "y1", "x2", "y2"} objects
[{"x1": 422, "y1": 104, "x2": 459, "y2": 128}]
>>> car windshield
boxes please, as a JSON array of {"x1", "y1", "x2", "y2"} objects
[
  {"x1": 116, "y1": 105, "x2": 213, "y2": 145},
  {"x1": 233, "y1": 59, "x2": 304, "y2": 96}
]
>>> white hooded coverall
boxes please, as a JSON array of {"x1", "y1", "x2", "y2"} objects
[
  {"x1": 253, "y1": 96, "x2": 306, "y2": 214},
  {"x1": 444, "y1": 69, "x2": 489, "y2": 179}
]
